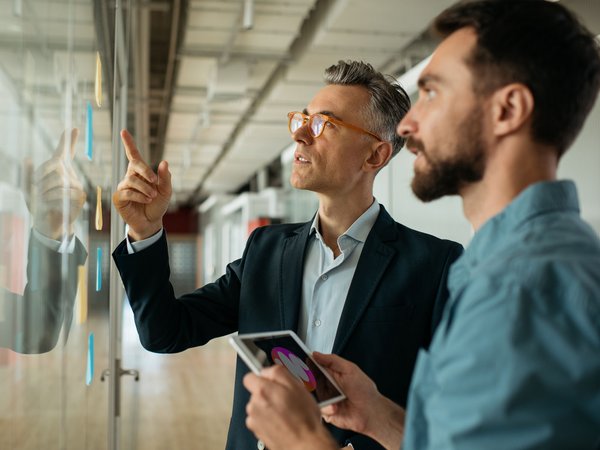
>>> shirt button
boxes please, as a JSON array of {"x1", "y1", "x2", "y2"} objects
[
  {"x1": 321, "y1": 274, "x2": 328, "y2": 281},
  {"x1": 314, "y1": 319, "x2": 321, "y2": 327}
]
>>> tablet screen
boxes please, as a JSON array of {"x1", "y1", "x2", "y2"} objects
[{"x1": 238, "y1": 333, "x2": 344, "y2": 405}]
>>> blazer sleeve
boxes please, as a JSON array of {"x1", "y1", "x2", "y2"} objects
[
  {"x1": 0, "y1": 230, "x2": 87, "y2": 354},
  {"x1": 112, "y1": 230, "x2": 252, "y2": 353}
]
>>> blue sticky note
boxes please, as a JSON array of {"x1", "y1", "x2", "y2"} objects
[
  {"x1": 96, "y1": 247, "x2": 102, "y2": 291},
  {"x1": 86, "y1": 101, "x2": 93, "y2": 160},
  {"x1": 86, "y1": 332, "x2": 94, "y2": 386}
]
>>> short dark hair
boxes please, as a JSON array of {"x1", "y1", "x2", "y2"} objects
[
  {"x1": 324, "y1": 60, "x2": 411, "y2": 158},
  {"x1": 434, "y1": 0, "x2": 600, "y2": 157}
]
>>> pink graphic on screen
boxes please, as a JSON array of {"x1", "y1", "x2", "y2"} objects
[{"x1": 271, "y1": 346, "x2": 317, "y2": 392}]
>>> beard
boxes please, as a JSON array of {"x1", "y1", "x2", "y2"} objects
[{"x1": 410, "y1": 109, "x2": 487, "y2": 202}]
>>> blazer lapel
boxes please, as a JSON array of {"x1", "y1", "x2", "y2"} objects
[
  {"x1": 279, "y1": 222, "x2": 312, "y2": 330},
  {"x1": 332, "y1": 206, "x2": 397, "y2": 354}
]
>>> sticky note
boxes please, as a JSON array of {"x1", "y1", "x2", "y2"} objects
[
  {"x1": 76, "y1": 265, "x2": 88, "y2": 325},
  {"x1": 96, "y1": 247, "x2": 102, "y2": 292},
  {"x1": 86, "y1": 332, "x2": 94, "y2": 385},
  {"x1": 95, "y1": 186, "x2": 103, "y2": 231},
  {"x1": 86, "y1": 101, "x2": 93, "y2": 160},
  {"x1": 95, "y1": 52, "x2": 102, "y2": 107}
]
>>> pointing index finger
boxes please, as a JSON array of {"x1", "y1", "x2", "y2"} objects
[
  {"x1": 121, "y1": 129, "x2": 157, "y2": 183},
  {"x1": 121, "y1": 129, "x2": 143, "y2": 162}
]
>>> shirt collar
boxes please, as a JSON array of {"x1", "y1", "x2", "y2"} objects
[
  {"x1": 462, "y1": 180, "x2": 580, "y2": 266},
  {"x1": 310, "y1": 198, "x2": 380, "y2": 244}
]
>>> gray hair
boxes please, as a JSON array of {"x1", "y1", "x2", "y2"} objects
[{"x1": 324, "y1": 60, "x2": 410, "y2": 157}]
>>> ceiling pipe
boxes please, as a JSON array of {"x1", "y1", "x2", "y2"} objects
[
  {"x1": 93, "y1": 0, "x2": 114, "y2": 112},
  {"x1": 154, "y1": 0, "x2": 182, "y2": 164},
  {"x1": 189, "y1": 0, "x2": 344, "y2": 204},
  {"x1": 132, "y1": 0, "x2": 150, "y2": 160}
]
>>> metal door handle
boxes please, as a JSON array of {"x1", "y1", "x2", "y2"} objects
[{"x1": 100, "y1": 368, "x2": 140, "y2": 382}]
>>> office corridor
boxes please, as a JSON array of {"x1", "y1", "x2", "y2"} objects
[
  {"x1": 1, "y1": 1, "x2": 599, "y2": 449},
  {"x1": 0, "y1": 305, "x2": 236, "y2": 450}
]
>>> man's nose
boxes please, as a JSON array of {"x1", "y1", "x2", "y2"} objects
[
  {"x1": 292, "y1": 122, "x2": 314, "y2": 145},
  {"x1": 397, "y1": 113, "x2": 416, "y2": 138}
]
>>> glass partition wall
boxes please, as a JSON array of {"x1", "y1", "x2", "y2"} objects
[{"x1": 0, "y1": 1, "x2": 129, "y2": 448}]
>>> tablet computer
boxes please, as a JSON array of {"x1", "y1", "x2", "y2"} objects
[{"x1": 229, "y1": 330, "x2": 346, "y2": 407}]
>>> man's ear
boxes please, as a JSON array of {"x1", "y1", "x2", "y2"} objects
[
  {"x1": 491, "y1": 83, "x2": 534, "y2": 137},
  {"x1": 365, "y1": 141, "x2": 393, "y2": 172}
]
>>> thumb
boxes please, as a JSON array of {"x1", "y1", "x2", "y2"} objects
[
  {"x1": 53, "y1": 128, "x2": 79, "y2": 159},
  {"x1": 68, "y1": 128, "x2": 79, "y2": 159},
  {"x1": 313, "y1": 352, "x2": 348, "y2": 373},
  {"x1": 157, "y1": 160, "x2": 172, "y2": 194}
]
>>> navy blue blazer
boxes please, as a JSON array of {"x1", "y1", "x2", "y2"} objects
[{"x1": 113, "y1": 205, "x2": 463, "y2": 449}]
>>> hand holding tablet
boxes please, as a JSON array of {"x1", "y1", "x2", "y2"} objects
[{"x1": 229, "y1": 330, "x2": 346, "y2": 407}]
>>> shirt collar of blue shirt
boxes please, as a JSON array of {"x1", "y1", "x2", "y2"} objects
[
  {"x1": 453, "y1": 179, "x2": 580, "y2": 274},
  {"x1": 309, "y1": 198, "x2": 380, "y2": 248}
]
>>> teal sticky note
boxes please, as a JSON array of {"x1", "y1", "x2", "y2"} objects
[
  {"x1": 86, "y1": 101, "x2": 93, "y2": 160},
  {"x1": 86, "y1": 332, "x2": 94, "y2": 386},
  {"x1": 96, "y1": 247, "x2": 102, "y2": 291}
]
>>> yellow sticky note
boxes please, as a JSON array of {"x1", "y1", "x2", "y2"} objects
[
  {"x1": 95, "y1": 186, "x2": 103, "y2": 231},
  {"x1": 95, "y1": 52, "x2": 102, "y2": 107},
  {"x1": 76, "y1": 265, "x2": 88, "y2": 325}
]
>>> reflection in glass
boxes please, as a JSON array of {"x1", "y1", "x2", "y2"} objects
[
  {"x1": 0, "y1": 130, "x2": 87, "y2": 353},
  {"x1": 0, "y1": 1, "x2": 111, "y2": 448}
]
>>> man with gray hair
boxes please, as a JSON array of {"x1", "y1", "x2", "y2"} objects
[{"x1": 112, "y1": 60, "x2": 463, "y2": 449}]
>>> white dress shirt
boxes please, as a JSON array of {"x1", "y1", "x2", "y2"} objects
[{"x1": 297, "y1": 200, "x2": 380, "y2": 353}]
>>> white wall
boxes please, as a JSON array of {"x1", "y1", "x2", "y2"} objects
[
  {"x1": 375, "y1": 98, "x2": 600, "y2": 248},
  {"x1": 558, "y1": 100, "x2": 600, "y2": 232},
  {"x1": 375, "y1": 0, "x2": 600, "y2": 248}
]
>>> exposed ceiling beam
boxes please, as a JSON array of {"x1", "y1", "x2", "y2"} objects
[
  {"x1": 152, "y1": 0, "x2": 187, "y2": 165},
  {"x1": 188, "y1": 0, "x2": 344, "y2": 204}
]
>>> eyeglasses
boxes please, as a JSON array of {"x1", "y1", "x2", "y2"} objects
[{"x1": 287, "y1": 111, "x2": 383, "y2": 141}]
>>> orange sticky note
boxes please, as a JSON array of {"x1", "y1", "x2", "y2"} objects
[
  {"x1": 95, "y1": 52, "x2": 102, "y2": 107},
  {"x1": 76, "y1": 265, "x2": 88, "y2": 324},
  {"x1": 95, "y1": 186, "x2": 103, "y2": 231}
]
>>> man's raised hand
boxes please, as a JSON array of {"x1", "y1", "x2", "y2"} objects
[
  {"x1": 112, "y1": 129, "x2": 172, "y2": 241},
  {"x1": 29, "y1": 128, "x2": 86, "y2": 239}
]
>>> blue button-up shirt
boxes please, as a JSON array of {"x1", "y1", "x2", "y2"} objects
[
  {"x1": 297, "y1": 200, "x2": 380, "y2": 353},
  {"x1": 403, "y1": 180, "x2": 600, "y2": 450}
]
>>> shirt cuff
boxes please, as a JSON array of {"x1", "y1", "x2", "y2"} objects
[
  {"x1": 33, "y1": 228, "x2": 76, "y2": 254},
  {"x1": 126, "y1": 226, "x2": 164, "y2": 254}
]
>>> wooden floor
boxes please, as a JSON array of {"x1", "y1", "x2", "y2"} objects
[{"x1": 0, "y1": 304, "x2": 236, "y2": 450}]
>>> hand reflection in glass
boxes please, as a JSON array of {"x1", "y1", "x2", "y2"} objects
[
  {"x1": 28, "y1": 128, "x2": 87, "y2": 240},
  {"x1": 0, "y1": 129, "x2": 88, "y2": 354}
]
